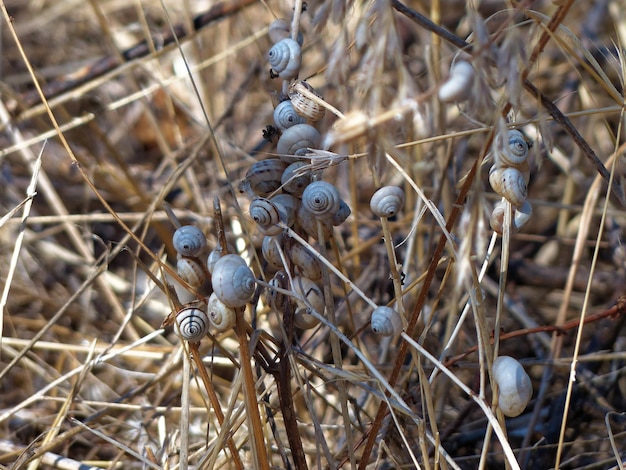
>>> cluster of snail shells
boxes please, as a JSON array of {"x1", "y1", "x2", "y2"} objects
[
  {"x1": 173, "y1": 225, "x2": 210, "y2": 296},
  {"x1": 492, "y1": 356, "x2": 533, "y2": 417},
  {"x1": 488, "y1": 129, "x2": 533, "y2": 234}
]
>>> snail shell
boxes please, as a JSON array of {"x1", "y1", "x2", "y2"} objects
[
  {"x1": 173, "y1": 225, "x2": 207, "y2": 257},
  {"x1": 495, "y1": 129, "x2": 530, "y2": 168},
  {"x1": 268, "y1": 38, "x2": 302, "y2": 80},
  {"x1": 268, "y1": 18, "x2": 303, "y2": 45},
  {"x1": 176, "y1": 306, "x2": 210, "y2": 342},
  {"x1": 289, "y1": 81, "x2": 326, "y2": 121},
  {"x1": 274, "y1": 100, "x2": 307, "y2": 131},
  {"x1": 371, "y1": 305, "x2": 403, "y2": 336},
  {"x1": 438, "y1": 60, "x2": 474, "y2": 103},
  {"x1": 489, "y1": 201, "x2": 509, "y2": 235},
  {"x1": 268, "y1": 271, "x2": 289, "y2": 311},
  {"x1": 177, "y1": 257, "x2": 207, "y2": 288},
  {"x1": 290, "y1": 244, "x2": 322, "y2": 281},
  {"x1": 211, "y1": 254, "x2": 256, "y2": 308},
  {"x1": 206, "y1": 243, "x2": 236, "y2": 274},
  {"x1": 281, "y1": 161, "x2": 311, "y2": 196},
  {"x1": 207, "y1": 292, "x2": 237, "y2": 332},
  {"x1": 292, "y1": 276, "x2": 324, "y2": 329},
  {"x1": 493, "y1": 355, "x2": 532, "y2": 417},
  {"x1": 302, "y1": 181, "x2": 341, "y2": 220},
  {"x1": 514, "y1": 200, "x2": 532, "y2": 229},
  {"x1": 331, "y1": 199, "x2": 351, "y2": 226},
  {"x1": 296, "y1": 205, "x2": 333, "y2": 240},
  {"x1": 243, "y1": 159, "x2": 288, "y2": 197},
  {"x1": 489, "y1": 167, "x2": 528, "y2": 207},
  {"x1": 262, "y1": 234, "x2": 285, "y2": 269},
  {"x1": 370, "y1": 186, "x2": 405, "y2": 218},
  {"x1": 270, "y1": 193, "x2": 299, "y2": 228},
  {"x1": 277, "y1": 123, "x2": 321, "y2": 158},
  {"x1": 250, "y1": 198, "x2": 281, "y2": 234}
]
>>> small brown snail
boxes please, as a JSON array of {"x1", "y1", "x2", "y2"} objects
[
  {"x1": 242, "y1": 159, "x2": 288, "y2": 198},
  {"x1": 493, "y1": 356, "x2": 532, "y2": 417},
  {"x1": 370, "y1": 186, "x2": 405, "y2": 218},
  {"x1": 176, "y1": 305, "x2": 210, "y2": 342},
  {"x1": 495, "y1": 129, "x2": 530, "y2": 168},
  {"x1": 370, "y1": 305, "x2": 403, "y2": 336},
  {"x1": 211, "y1": 254, "x2": 256, "y2": 308},
  {"x1": 268, "y1": 38, "x2": 302, "y2": 80},
  {"x1": 176, "y1": 257, "x2": 207, "y2": 288},
  {"x1": 173, "y1": 225, "x2": 207, "y2": 257}
]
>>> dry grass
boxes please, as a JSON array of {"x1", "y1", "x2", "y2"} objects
[{"x1": 1, "y1": 0, "x2": 626, "y2": 468}]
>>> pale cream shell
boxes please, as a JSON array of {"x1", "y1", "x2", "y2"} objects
[
  {"x1": 493, "y1": 356, "x2": 532, "y2": 417},
  {"x1": 207, "y1": 292, "x2": 237, "y2": 332}
]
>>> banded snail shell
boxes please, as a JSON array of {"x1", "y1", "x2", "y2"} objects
[
  {"x1": 207, "y1": 292, "x2": 237, "y2": 332},
  {"x1": 262, "y1": 234, "x2": 285, "y2": 269},
  {"x1": 296, "y1": 205, "x2": 333, "y2": 240},
  {"x1": 176, "y1": 306, "x2": 210, "y2": 342},
  {"x1": 277, "y1": 124, "x2": 321, "y2": 158},
  {"x1": 371, "y1": 305, "x2": 403, "y2": 336},
  {"x1": 438, "y1": 60, "x2": 474, "y2": 103},
  {"x1": 268, "y1": 38, "x2": 302, "y2": 80},
  {"x1": 281, "y1": 161, "x2": 311, "y2": 196},
  {"x1": 331, "y1": 199, "x2": 351, "y2": 226},
  {"x1": 173, "y1": 225, "x2": 207, "y2": 257},
  {"x1": 290, "y1": 244, "x2": 322, "y2": 281},
  {"x1": 244, "y1": 159, "x2": 288, "y2": 197},
  {"x1": 289, "y1": 81, "x2": 326, "y2": 121},
  {"x1": 250, "y1": 198, "x2": 281, "y2": 233},
  {"x1": 302, "y1": 181, "x2": 341, "y2": 220},
  {"x1": 177, "y1": 257, "x2": 207, "y2": 288},
  {"x1": 292, "y1": 276, "x2": 324, "y2": 329},
  {"x1": 495, "y1": 129, "x2": 530, "y2": 168},
  {"x1": 370, "y1": 186, "x2": 405, "y2": 218},
  {"x1": 274, "y1": 100, "x2": 307, "y2": 131},
  {"x1": 489, "y1": 167, "x2": 528, "y2": 207},
  {"x1": 211, "y1": 254, "x2": 256, "y2": 308},
  {"x1": 493, "y1": 356, "x2": 532, "y2": 417}
]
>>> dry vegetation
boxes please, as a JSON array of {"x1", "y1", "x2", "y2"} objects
[{"x1": 1, "y1": 0, "x2": 626, "y2": 468}]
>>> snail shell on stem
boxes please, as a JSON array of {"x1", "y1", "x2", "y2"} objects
[
  {"x1": 243, "y1": 159, "x2": 288, "y2": 198},
  {"x1": 268, "y1": 18, "x2": 303, "y2": 45},
  {"x1": 207, "y1": 292, "x2": 237, "y2": 332},
  {"x1": 493, "y1": 356, "x2": 532, "y2": 417},
  {"x1": 173, "y1": 225, "x2": 207, "y2": 257},
  {"x1": 262, "y1": 234, "x2": 285, "y2": 269},
  {"x1": 281, "y1": 161, "x2": 311, "y2": 196},
  {"x1": 438, "y1": 60, "x2": 474, "y2": 103},
  {"x1": 495, "y1": 129, "x2": 530, "y2": 168},
  {"x1": 207, "y1": 243, "x2": 236, "y2": 274},
  {"x1": 176, "y1": 306, "x2": 210, "y2": 342},
  {"x1": 250, "y1": 198, "x2": 282, "y2": 234},
  {"x1": 211, "y1": 254, "x2": 256, "y2": 308},
  {"x1": 277, "y1": 123, "x2": 321, "y2": 158},
  {"x1": 331, "y1": 199, "x2": 351, "y2": 226},
  {"x1": 289, "y1": 81, "x2": 326, "y2": 121},
  {"x1": 370, "y1": 186, "x2": 405, "y2": 218},
  {"x1": 290, "y1": 244, "x2": 322, "y2": 281},
  {"x1": 302, "y1": 181, "x2": 341, "y2": 221},
  {"x1": 274, "y1": 100, "x2": 306, "y2": 131},
  {"x1": 177, "y1": 257, "x2": 207, "y2": 288},
  {"x1": 489, "y1": 167, "x2": 528, "y2": 207},
  {"x1": 291, "y1": 276, "x2": 324, "y2": 329},
  {"x1": 296, "y1": 205, "x2": 332, "y2": 240},
  {"x1": 371, "y1": 305, "x2": 403, "y2": 336},
  {"x1": 268, "y1": 38, "x2": 302, "y2": 80}
]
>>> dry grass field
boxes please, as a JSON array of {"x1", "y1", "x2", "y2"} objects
[{"x1": 0, "y1": 0, "x2": 625, "y2": 468}]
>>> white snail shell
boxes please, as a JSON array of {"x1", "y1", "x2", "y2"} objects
[
  {"x1": 495, "y1": 129, "x2": 530, "y2": 168},
  {"x1": 281, "y1": 161, "x2": 311, "y2": 196},
  {"x1": 211, "y1": 254, "x2": 256, "y2": 308},
  {"x1": 177, "y1": 257, "x2": 207, "y2": 288},
  {"x1": 288, "y1": 81, "x2": 326, "y2": 121},
  {"x1": 207, "y1": 292, "x2": 237, "y2": 332},
  {"x1": 331, "y1": 199, "x2": 351, "y2": 226},
  {"x1": 268, "y1": 38, "x2": 302, "y2": 80},
  {"x1": 296, "y1": 205, "x2": 333, "y2": 240},
  {"x1": 438, "y1": 60, "x2": 474, "y2": 103},
  {"x1": 514, "y1": 200, "x2": 532, "y2": 229},
  {"x1": 370, "y1": 186, "x2": 405, "y2": 218},
  {"x1": 302, "y1": 181, "x2": 341, "y2": 220},
  {"x1": 250, "y1": 198, "x2": 281, "y2": 234},
  {"x1": 176, "y1": 306, "x2": 210, "y2": 342},
  {"x1": 489, "y1": 167, "x2": 528, "y2": 207},
  {"x1": 290, "y1": 244, "x2": 322, "y2": 281},
  {"x1": 268, "y1": 18, "x2": 303, "y2": 45},
  {"x1": 173, "y1": 225, "x2": 207, "y2": 257},
  {"x1": 292, "y1": 276, "x2": 324, "y2": 329},
  {"x1": 206, "y1": 243, "x2": 236, "y2": 274},
  {"x1": 262, "y1": 234, "x2": 285, "y2": 269},
  {"x1": 243, "y1": 159, "x2": 288, "y2": 197},
  {"x1": 493, "y1": 356, "x2": 532, "y2": 417},
  {"x1": 277, "y1": 124, "x2": 321, "y2": 158},
  {"x1": 371, "y1": 306, "x2": 403, "y2": 336},
  {"x1": 274, "y1": 100, "x2": 307, "y2": 131}
]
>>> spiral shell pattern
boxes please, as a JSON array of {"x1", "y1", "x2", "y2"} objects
[
  {"x1": 268, "y1": 38, "x2": 302, "y2": 80},
  {"x1": 274, "y1": 100, "x2": 306, "y2": 131},
  {"x1": 176, "y1": 306, "x2": 210, "y2": 342},
  {"x1": 277, "y1": 124, "x2": 321, "y2": 158},
  {"x1": 211, "y1": 254, "x2": 256, "y2": 308},
  {"x1": 489, "y1": 167, "x2": 528, "y2": 207},
  {"x1": 173, "y1": 225, "x2": 207, "y2": 257},
  {"x1": 207, "y1": 293, "x2": 237, "y2": 332},
  {"x1": 250, "y1": 198, "x2": 281, "y2": 232},
  {"x1": 281, "y1": 161, "x2": 311, "y2": 196},
  {"x1": 370, "y1": 186, "x2": 405, "y2": 218},
  {"x1": 371, "y1": 306, "x2": 403, "y2": 336},
  {"x1": 289, "y1": 81, "x2": 326, "y2": 121},
  {"x1": 496, "y1": 129, "x2": 530, "y2": 167},
  {"x1": 302, "y1": 181, "x2": 341, "y2": 220}
]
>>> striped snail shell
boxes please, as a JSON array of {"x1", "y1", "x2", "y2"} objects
[
  {"x1": 281, "y1": 161, "x2": 311, "y2": 196},
  {"x1": 292, "y1": 276, "x2": 324, "y2": 329},
  {"x1": 302, "y1": 181, "x2": 341, "y2": 220},
  {"x1": 290, "y1": 244, "x2": 322, "y2": 281},
  {"x1": 268, "y1": 18, "x2": 303, "y2": 45},
  {"x1": 173, "y1": 225, "x2": 207, "y2": 257},
  {"x1": 288, "y1": 81, "x2": 326, "y2": 121},
  {"x1": 262, "y1": 234, "x2": 285, "y2": 269},
  {"x1": 493, "y1": 356, "x2": 532, "y2": 417},
  {"x1": 274, "y1": 100, "x2": 307, "y2": 131},
  {"x1": 177, "y1": 257, "x2": 207, "y2": 288},
  {"x1": 243, "y1": 159, "x2": 288, "y2": 197},
  {"x1": 250, "y1": 198, "x2": 281, "y2": 234},
  {"x1": 489, "y1": 167, "x2": 528, "y2": 207},
  {"x1": 296, "y1": 205, "x2": 333, "y2": 240},
  {"x1": 495, "y1": 129, "x2": 530, "y2": 168},
  {"x1": 277, "y1": 123, "x2": 321, "y2": 158},
  {"x1": 268, "y1": 38, "x2": 302, "y2": 80},
  {"x1": 211, "y1": 254, "x2": 256, "y2": 308},
  {"x1": 207, "y1": 293, "x2": 237, "y2": 332},
  {"x1": 370, "y1": 186, "x2": 405, "y2": 218},
  {"x1": 331, "y1": 199, "x2": 351, "y2": 226},
  {"x1": 371, "y1": 305, "x2": 403, "y2": 336},
  {"x1": 176, "y1": 306, "x2": 210, "y2": 342},
  {"x1": 438, "y1": 60, "x2": 474, "y2": 103}
]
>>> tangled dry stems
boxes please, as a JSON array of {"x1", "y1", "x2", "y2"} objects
[{"x1": 0, "y1": 0, "x2": 625, "y2": 469}]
